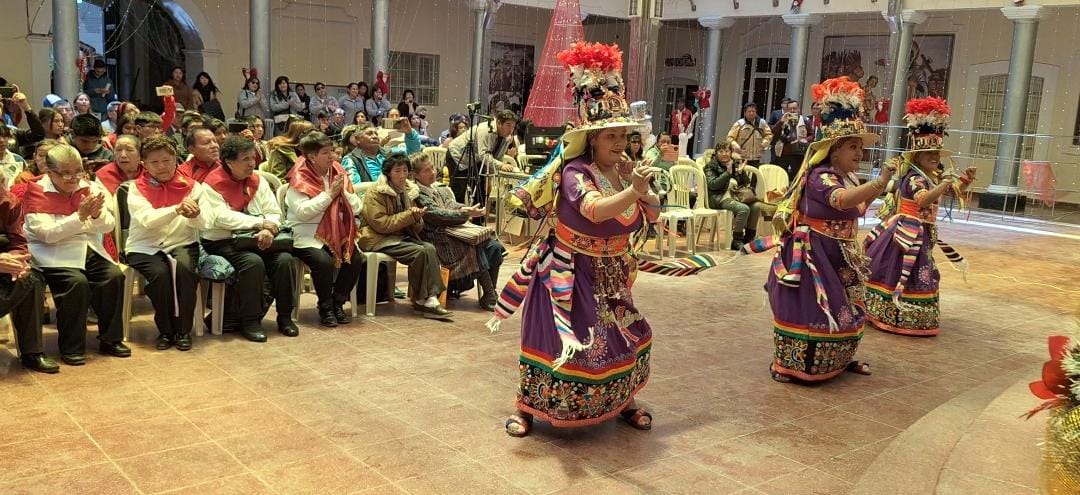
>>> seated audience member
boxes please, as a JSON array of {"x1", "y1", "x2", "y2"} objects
[
  {"x1": 95, "y1": 135, "x2": 142, "y2": 194},
  {"x1": 410, "y1": 153, "x2": 504, "y2": 310},
  {"x1": 643, "y1": 132, "x2": 677, "y2": 196},
  {"x1": 125, "y1": 136, "x2": 207, "y2": 351},
  {"x1": 266, "y1": 118, "x2": 314, "y2": 180},
  {"x1": 439, "y1": 113, "x2": 467, "y2": 143},
  {"x1": 107, "y1": 112, "x2": 138, "y2": 148},
  {"x1": 172, "y1": 111, "x2": 204, "y2": 158},
  {"x1": 359, "y1": 153, "x2": 451, "y2": 321},
  {"x1": 201, "y1": 136, "x2": 297, "y2": 340},
  {"x1": 206, "y1": 119, "x2": 228, "y2": 146},
  {"x1": 102, "y1": 101, "x2": 122, "y2": 135},
  {"x1": 134, "y1": 111, "x2": 166, "y2": 141},
  {"x1": 4, "y1": 87, "x2": 45, "y2": 157},
  {"x1": 25, "y1": 144, "x2": 127, "y2": 365},
  {"x1": 18, "y1": 139, "x2": 60, "y2": 185},
  {"x1": 40, "y1": 108, "x2": 66, "y2": 143},
  {"x1": 69, "y1": 114, "x2": 114, "y2": 173},
  {"x1": 179, "y1": 127, "x2": 220, "y2": 181},
  {"x1": 703, "y1": 140, "x2": 767, "y2": 251},
  {"x1": 0, "y1": 173, "x2": 56, "y2": 373},
  {"x1": 285, "y1": 132, "x2": 363, "y2": 327},
  {"x1": 342, "y1": 121, "x2": 422, "y2": 186},
  {"x1": 0, "y1": 126, "x2": 27, "y2": 184}
]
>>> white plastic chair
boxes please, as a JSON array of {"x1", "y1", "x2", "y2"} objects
[
  {"x1": 669, "y1": 165, "x2": 723, "y2": 254},
  {"x1": 1, "y1": 314, "x2": 18, "y2": 357},
  {"x1": 423, "y1": 147, "x2": 447, "y2": 183},
  {"x1": 656, "y1": 166, "x2": 696, "y2": 258},
  {"x1": 757, "y1": 164, "x2": 790, "y2": 236},
  {"x1": 350, "y1": 253, "x2": 399, "y2": 317},
  {"x1": 255, "y1": 170, "x2": 282, "y2": 192}
]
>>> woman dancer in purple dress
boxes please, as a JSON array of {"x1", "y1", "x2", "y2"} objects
[
  {"x1": 486, "y1": 42, "x2": 663, "y2": 436},
  {"x1": 864, "y1": 97, "x2": 975, "y2": 336},
  {"x1": 751, "y1": 77, "x2": 894, "y2": 384}
]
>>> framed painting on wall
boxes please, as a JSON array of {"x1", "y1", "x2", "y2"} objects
[
  {"x1": 488, "y1": 42, "x2": 535, "y2": 114},
  {"x1": 820, "y1": 34, "x2": 955, "y2": 123}
]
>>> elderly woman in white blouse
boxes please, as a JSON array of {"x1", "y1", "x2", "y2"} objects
[
  {"x1": 200, "y1": 136, "x2": 297, "y2": 342},
  {"x1": 285, "y1": 131, "x2": 364, "y2": 328},
  {"x1": 125, "y1": 136, "x2": 208, "y2": 351}
]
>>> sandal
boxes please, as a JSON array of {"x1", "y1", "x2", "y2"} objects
[
  {"x1": 846, "y1": 361, "x2": 872, "y2": 376},
  {"x1": 504, "y1": 414, "x2": 532, "y2": 438},
  {"x1": 620, "y1": 408, "x2": 653, "y2": 431},
  {"x1": 770, "y1": 363, "x2": 792, "y2": 383}
]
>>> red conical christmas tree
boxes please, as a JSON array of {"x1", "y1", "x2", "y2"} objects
[{"x1": 522, "y1": 0, "x2": 584, "y2": 128}]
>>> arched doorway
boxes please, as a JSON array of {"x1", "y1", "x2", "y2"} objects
[{"x1": 77, "y1": 0, "x2": 213, "y2": 112}]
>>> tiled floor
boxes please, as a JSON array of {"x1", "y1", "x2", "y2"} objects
[{"x1": 0, "y1": 217, "x2": 1076, "y2": 494}]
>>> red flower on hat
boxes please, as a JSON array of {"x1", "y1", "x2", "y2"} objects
[
  {"x1": 1026, "y1": 335, "x2": 1077, "y2": 418},
  {"x1": 904, "y1": 97, "x2": 950, "y2": 118}
]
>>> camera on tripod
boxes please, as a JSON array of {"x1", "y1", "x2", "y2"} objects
[{"x1": 466, "y1": 101, "x2": 482, "y2": 114}]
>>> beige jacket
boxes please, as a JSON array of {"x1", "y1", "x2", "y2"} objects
[
  {"x1": 726, "y1": 118, "x2": 773, "y2": 161},
  {"x1": 358, "y1": 175, "x2": 422, "y2": 252}
]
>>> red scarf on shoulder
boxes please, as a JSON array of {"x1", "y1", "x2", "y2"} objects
[
  {"x1": 289, "y1": 158, "x2": 356, "y2": 266},
  {"x1": 179, "y1": 158, "x2": 219, "y2": 182},
  {"x1": 203, "y1": 165, "x2": 260, "y2": 211},
  {"x1": 22, "y1": 177, "x2": 90, "y2": 216},
  {"x1": 135, "y1": 171, "x2": 194, "y2": 209},
  {"x1": 96, "y1": 162, "x2": 142, "y2": 194}
]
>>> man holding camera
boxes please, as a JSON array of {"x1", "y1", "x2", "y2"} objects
[
  {"x1": 769, "y1": 99, "x2": 808, "y2": 181},
  {"x1": 447, "y1": 109, "x2": 517, "y2": 209}
]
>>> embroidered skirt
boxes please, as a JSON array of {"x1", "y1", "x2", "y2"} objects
[
  {"x1": 767, "y1": 231, "x2": 867, "y2": 382},
  {"x1": 517, "y1": 252, "x2": 651, "y2": 427},
  {"x1": 864, "y1": 220, "x2": 941, "y2": 336}
]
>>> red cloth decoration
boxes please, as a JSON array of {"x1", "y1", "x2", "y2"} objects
[
  {"x1": 288, "y1": 159, "x2": 357, "y2": 267},
  {"x1": 557, "y1": 42, "x2": 623, "y2": 71},
  {"x1": 96, "y1": 162, "x2": 142, "y2": 194},
  {"x1": 874, "y1": 99, "x2": 891, "y2": 124},
  {"x1": 693, "y1": 87, "x2": 712, "y2": 110},
  {"x1": 521, "y1": 0, "x2": 584, "y2": 127},
  {"x1": 178, "y1": 158, "x2": 220, "y2": 183},
  {"x1": 22, "y1": 179, "x2": 89, "y2": 216},
  {"x1": 134, "y1": 171, "x2": 194, "y2": 209},
  {"x1": 203, "y1": 165, "x2": 261, "y2": 212},
  {"x1": 1021, "y1": 160, "x2": 1058, "y2": 207},
  {"x1": 375, "y1": 71, "x2": 390, "y2": 96}
]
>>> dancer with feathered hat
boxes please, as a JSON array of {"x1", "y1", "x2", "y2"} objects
[
  {"x1": 748, "y1": 77, "x2": 892, "y2": 384},
  {"x1": 863, "y1": 97, "x2": 976, "y2": 337}
]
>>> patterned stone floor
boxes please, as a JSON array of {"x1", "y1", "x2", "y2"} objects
[{"x1": 0, "y1": 214, "x2": 1076, "y2": 494}]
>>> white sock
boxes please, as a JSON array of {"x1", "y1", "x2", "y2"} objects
[{"x1": 424, "y1": 296, "x2": 440, "y2": 308}]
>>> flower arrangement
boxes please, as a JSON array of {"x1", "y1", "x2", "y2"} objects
[
  {"x1": 811, "y1": 76, "x2": 865, "y2": 124},
  {"x1": 904, "y1": 97, "x2": 951, "y2": 134}
]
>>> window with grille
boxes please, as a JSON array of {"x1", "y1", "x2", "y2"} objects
[
  {"x1": 363, "y1": 50, "x2": 440, "y2": 106},
  {"x1": 970, "y1": 74, "x2": 1043, "y2": 160},
  {"x1": 740, "y1": 57, "x2": 788, "y2": 117}
]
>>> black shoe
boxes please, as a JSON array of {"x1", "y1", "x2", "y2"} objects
[
  {"x1": 730, "y1": 240, "x2": 745, "y2": 252},
  {"x1": 240, "y1": 322, "x2": 267, "y2": 343},
  {"x1": 174, "y1": 333, "x2": 192, "y2": 351},
  {"x1": 155, "y1": 333, "x2": 174, "y2": 350},
  {"x1": 333, "y1": 305, "x2": 351, "y2": 324},
  {"x1": 60, "y1": 353, "x2": 87, "y2": 366},
  {"x1": 277, "y1": 314, "x2": 299, "y2": 337},
  {"x1": 318, "y1": 308, "x2": 337, "y2": 328},
  {"x1": 20, "y1": 354, "x2": 59, "y2": 374},
  {"x1": 99, "y1": 341, "x2": 132, "y2": 358},
  {"x1": 412, "y1": 303, "x2": 454, "y2": 321}
]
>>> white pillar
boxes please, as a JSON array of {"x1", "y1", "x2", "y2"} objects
[
  {"x1": 371, "y1": 0, "x2": 390, "y2": 85},
  {"x1": 782, "y1": 13, "x2": 822, "y2": 106},
  {"x1": 884, "y1": 9, "x2": 927, "y2": 160},
  {"x1": 250, "y1": 0, "x2": 271, "y2": 95},
  {"x1": 694, "y1": 16, "x2": 735, "y2": 156},
  {"x1": 51, "y1": 0, "x2": 80, "y2": 100},
  {"x1": 985, "y1": 4, "x2": 1045, "y2": 210}
]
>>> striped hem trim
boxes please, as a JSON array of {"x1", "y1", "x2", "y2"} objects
[
  {"x1": 866, "y1": 316, "x2": 940, "y2": 337},
  {"x1": 514, "y1": 378, "x2": 649, "y2": 428},
  {"x1": 865, "y1": 281, "x2": 939, "y2": 301},
  {"x1": 520, "y1": 339, "x2": 652, "y2": 383},
  {"x1": 771, "y1": 361, "x2": 845, "y2": 382},
  {"x1": 773, "y1": 320, "x2": 863, "y2": 341}
]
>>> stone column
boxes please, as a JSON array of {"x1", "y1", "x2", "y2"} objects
[
  {"x1": 782, "y1": 13, "x2": 822, "y2": 106},
  {"x1": 694, "y1": 16, "x2": 735, "y2": 156},
  {"x1": 250, "y1": 0, "x2": 271, "y2": 93},
  {"x1": 884, "y1": 9, "x2": 927, "y2": 160},
  {"x1": 984, "y1": 4, "x2": 1045, "y2": 211},
  {"x1": 51, "y1": 0, "x2": 80, "y2": 99},
  {"x1": 469, "y1": 0, "x2": 488, "y2": 104},
  {"x1": 371, "y1": 0, "x2": 390, "y2": 85}
]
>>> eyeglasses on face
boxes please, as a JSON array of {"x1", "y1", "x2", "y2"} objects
[{"x1": 49, "y1": 170, "x2": 87, "y2": 181}]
